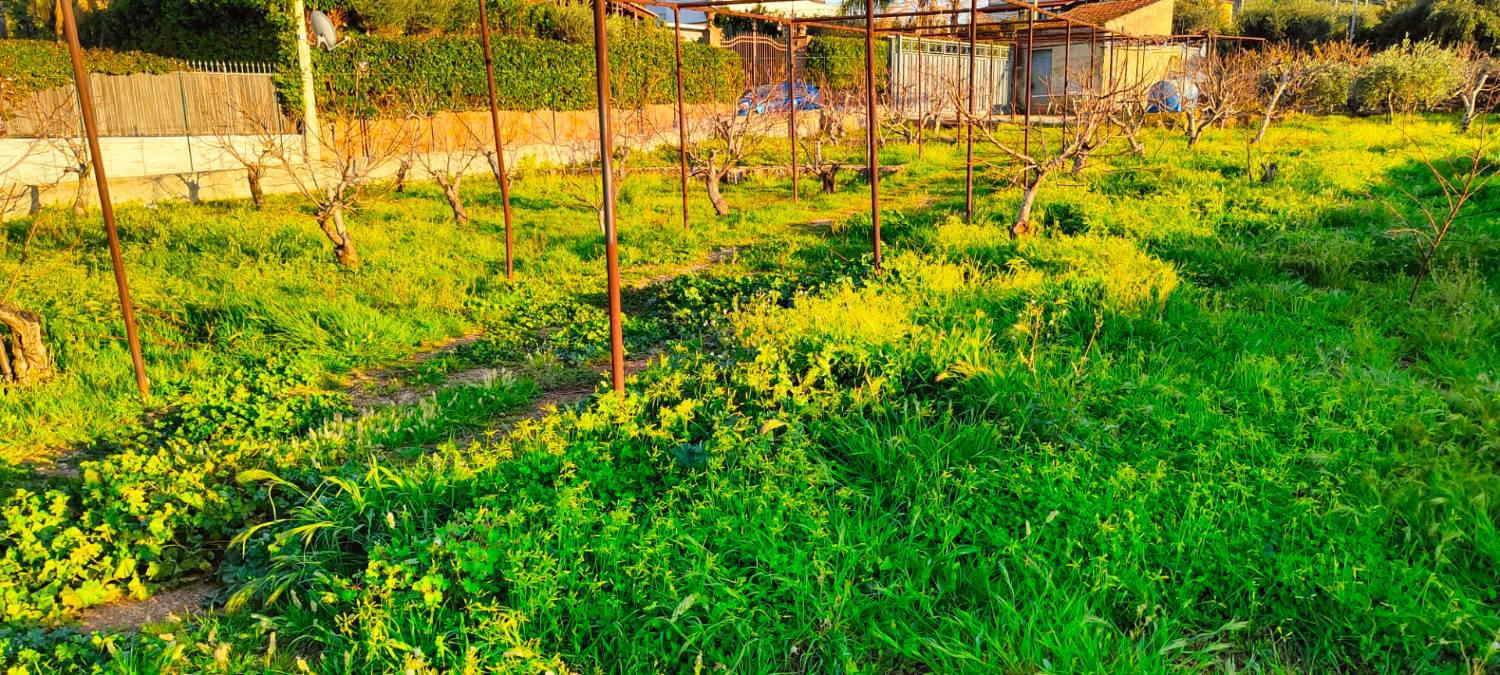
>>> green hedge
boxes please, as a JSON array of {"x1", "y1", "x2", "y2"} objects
[
  {"x1": 79, "y1": 0, "x2": 284, "y2": 63},
  {"x1": 300, "y1": 33, "x2": 744, "y2": 115},
  {"x1": 804, "y1": 35, "x2": 888, "y2": 92},
  {"x1": 0, "y1": 40, "x2": 187, "y2": 94}
]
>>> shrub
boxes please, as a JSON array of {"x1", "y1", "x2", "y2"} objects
[
  {"x1": 1299, "y1": 42, "x2": 1370, "y2": 114},
  {"x1": 345, "y1": 0, "x2": 479, "y2": 36},
  {"x1": 804, "y1": 35, "x2": 889, "y2": 92},
  {"x1": 1234, "y1": 0, "x2": 1342, "y2": 45},
  {"x1": 1351, "y1": 39, "x2": 1462, "y2": 117},
  {"x1": 1174, "y1": 0, "x2": 1229, "y2": 34},
  {"x1": 303, "y1": 33, "x2": 743, "y2": 115},
  {"x1": 80, "y1": 0, "x2": 286, "y2": 62},
  {"x1": 0, "y1": 40, "x2": 187, "y2": 94},
  {"x1": 1375, "y1": 0, "x2": 1500, "y2": 50}
]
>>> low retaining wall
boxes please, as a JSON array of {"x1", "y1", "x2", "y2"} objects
[{"x1": 1, "y1": 102, "x2": 833, "y2": 217}]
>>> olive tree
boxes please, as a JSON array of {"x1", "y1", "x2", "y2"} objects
[
  {"x1": 1352, "y1": 39, "x2": 1462, "y2": 122},
  {"x1": 1456, "y1": 44, "x2": 1498, "y2": 133}
]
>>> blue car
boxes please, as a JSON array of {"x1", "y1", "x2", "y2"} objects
[{"x1": 738, "y1": 81, "x2": 822, "y2": 116}]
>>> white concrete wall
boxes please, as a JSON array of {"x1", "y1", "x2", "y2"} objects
[{"x1": 0, "y1": 110, "x2": 812, "y2": 218}]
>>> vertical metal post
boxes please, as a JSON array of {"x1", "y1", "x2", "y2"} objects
[
  {"x1": 863, "y1": 0, "x2": 882, "y2": 272},
  {"x1": 1135, "y1": 38, "x2": 1144, "y2": 87},
  {"x1": 1024, "y1": 9, "x2": 1034, "y2": 159},
  {"x1": 1090, "y1": 27, "x2": 1097, "y2": 91},
  {"x1": 1107, "y1": 36, "x2": 1116, "y2": 91},
  {"x1": 1063, "y1": 22, "x2": 1071, "y2": 122},
  {"x1": 786, "y1": 16, "x2": 799, "y2": 202},
  {"x1": 916, "y1": 36, "x2": 925, "y2": 157},
  {"x1": 479, "y1": 0, "x2": 516, "y2": 279},
  {"x1": 1011, "y1": 39, "x2": 1019, "y2": 121},
  {"x1": 673, "y1": 6, "x2": 691, "y2": 231},
  {"x1": 59, "y1": 0, "x2": 149, "y2": 401},
  {"x1": 591, "y1": 0, "x2": 626, "y2": 393},
  {"x1": 964, "y1": 0, "x2": 976, "y2": 222}
]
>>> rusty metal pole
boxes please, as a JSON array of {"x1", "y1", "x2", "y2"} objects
[
  {"x1": 1108, "y1": 35, "x2": 1116, "y2": 90},
  {"x1": 1024, "y1": 8, "x2": 1034, "y2": 161},
  {"x1": 591, "y1": 0, "x2": 626, "y2": 393},
  {"x1": 964, "y1": 0, "x2": 976, "y2": 222},
  {"x1": 479, "y1": 0, "x2": 516, "y2": 279},
  {"x1": 1090, "y1": 27, "x2": 1097, "y2": 91},
  {"x1": 864, "y1": 0, "x2": 882, "y2": 271},
  {"x1": 1010, "y1": 39, "x2": 1019, "y2": 122},
  {"x1": 673, "y1": 6, "x2": 691, "y2": 231},
  {"x1": 786, "y1": 16, "x2": 799, "y2": 202},
  {"x1": 1135, "y1": 37, "x2": 1144, "y2": 86},
  {"x1": 1063, "y1": 22, "x2": 1071, "y2": 123},
  {"x1": 59, "y1": 0, "x2": 149, "y2": 401},
  {"x1": 917, "y1": 36, "x2": 925, "y2": 158}
]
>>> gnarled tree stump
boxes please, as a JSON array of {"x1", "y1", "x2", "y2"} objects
[{"x1": 0, "y1": 303, "x2": 51, "y2": 386}]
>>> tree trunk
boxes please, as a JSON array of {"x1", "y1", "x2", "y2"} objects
[
  {"x1": 1260, "y1": 161, "x2": 1279, "y2": 184},
  {"x1": 1013, "y1": 179, "x2": 1040, "y2": 239},
  {"x1": 395, "y1": 160, "x2": 411, "y2": 193},
  {"x1": 486, "y1": 151, "x2": 505, "y2": 189},
  {"x1": 318, "y1": 203, "x2": 360, "y2": 268},
  {"x1": 705, "y1": 163, "x2": 730, "y2": 217},
  {"x1": 71, "y1": 164, "x2": 91, "y2": 218},
  {"x1": 1253, "y1": 86, "x2": 1287, "y2": 145},
  {"x1": 819, "y1": 164, "x2": 840, "y2": 194},
  {"x1": 1072, "y1": 148, "x2": 1091, "y2": 176},
  {"x1": 916, "y1": 114, "x2": 925, "y2": 159},
  {"x1": 438, "y1": 175, "x2": 468, "y2": 224},
  {"x1": 247, "y1": 166, "x2": 265, "y2": 209},
  {"x1": 0, "y1": 303, "x2": 50, "y2": 387}
]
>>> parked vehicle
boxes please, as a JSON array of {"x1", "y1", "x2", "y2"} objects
[{"x1": 738, "y1": 81, "x2": 822, "y2": 116}]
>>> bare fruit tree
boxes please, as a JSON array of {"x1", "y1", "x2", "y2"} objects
[
  {"x1": 265, "y1": 113, "x2": 405, "y2": 268},
  {"x1": 687, "y1": 85, "x2": 779, "y2": 216},
  {"x1": 968, "y1": 68, "x2": 1136, "y2": 238},
  {"x1": 1183, "y1": 47, "x2": 1256, "y2": 149},
  {"x1": 405, "y1": 86, "x2": 486, "y2": 225},
  {"x1": 25, "y1": 92, "x2": 93, "y2": 217},
  {"x1": 530, "y1": 100, "x2": 659, "y2": 232},
  {"x1": 0, "y1": 78, "x2": 56, "y2": 386},
  {"x1": 204, "y1": 84, "x2": 287, "y2": 209},
  {"x1": 1251, "y1": 44, "x2": 1314, "y2": 145},
  {"x1": 420, "y1": 115, "x2": 485, "y2": 225},
  {"x1": 1379, "y1": 112, "x2": 1497, "y2": 302},
  {"x1": 1456, "y1": 44, "x2": 1498, "y2": 134}
]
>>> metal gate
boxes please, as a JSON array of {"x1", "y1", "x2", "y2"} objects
[{"x1": 890, "y1": 36, "x2": 1012, "y2": 122}]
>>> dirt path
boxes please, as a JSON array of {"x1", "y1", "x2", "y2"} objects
[
  {"x1": 67, "y1": 241, "x2": 750, "y2": 635},
  {"x1": 76, "y1": 579, "x2": 221, "y2": 634}
]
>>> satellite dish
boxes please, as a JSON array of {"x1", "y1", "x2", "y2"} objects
[{"x1": 309, "y1": 10, "x2": 343, "y2": 50}]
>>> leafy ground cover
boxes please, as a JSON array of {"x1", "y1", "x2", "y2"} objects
[{"x1": 1, "y1": 115, "x2": 1498, "y2": 672}]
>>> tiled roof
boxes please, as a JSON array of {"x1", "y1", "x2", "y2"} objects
[{"x1": 1060, "y1": 0, "x2": 1166, "y2": 25}]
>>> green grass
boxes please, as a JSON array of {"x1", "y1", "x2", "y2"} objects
[{"x1": 2, "y1": 114, "x2": 1498, "y2": 672}]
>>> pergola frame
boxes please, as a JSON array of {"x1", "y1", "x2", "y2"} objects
[{"x1": 56, "y1": 0, "x2": 1258, "y2": 399}]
